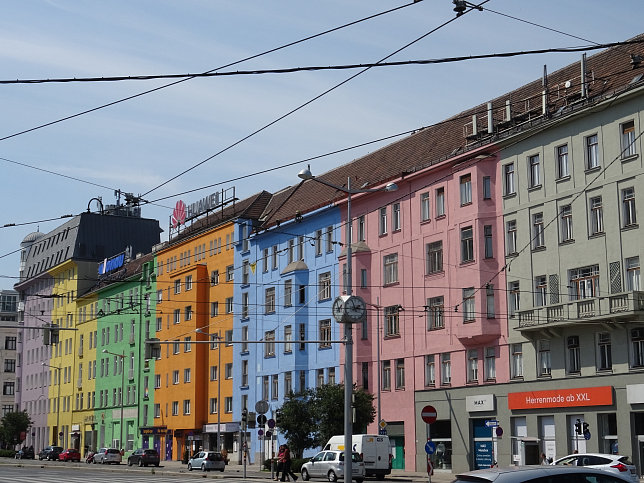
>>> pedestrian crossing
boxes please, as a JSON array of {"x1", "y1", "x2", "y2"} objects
[{"x1": 0, "y1": 468, "x2": 192, "y2": 483}]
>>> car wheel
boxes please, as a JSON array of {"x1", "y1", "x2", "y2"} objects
[
  {"x1": 301, "y1": 468, "x2": 310, "y2": 481},
  {"x1": 201, "y1": 463, "x2": 207, "y2": 472},
  {"x1": 328, "y1": 470, "x2": 338, "y2": 482},
  {"x1": 138, "y1": 459, "x2": 143, "y2": 467},
  {"x1": 355, "y1": 479, "x2": 364, "y2": 483},
  {"x1": 187, "y1": 462, "x2": 193, "y2": 471}
]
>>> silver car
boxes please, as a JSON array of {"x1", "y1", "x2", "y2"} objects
[
  {"x1": 301, "y1": 450, "x2": 365, "y2": 483},
  {"x1": 187, "y1": 450, "x2": 225, "y2": 472},
  {"x1": 552, "y1": 453, "x2": 639, "y2": 483},
  {"x1": 452, "y1": 465, "x2": 635, "y2": 483},
  {"x1": 93, "y1": 447, "x2": 122, "y2": 464}
]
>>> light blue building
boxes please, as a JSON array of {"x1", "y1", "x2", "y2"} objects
[{"x1": 233, "y1": 190, "x2": 341, "y2": 460}]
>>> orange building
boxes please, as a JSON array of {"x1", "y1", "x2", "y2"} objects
[{"x1": 153, "y1": 191, "x2": 271, "y2": 461}]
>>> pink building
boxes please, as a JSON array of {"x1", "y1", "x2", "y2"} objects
[{"x1": 341, "y1": 145, "x2": 509, "y2": 472}]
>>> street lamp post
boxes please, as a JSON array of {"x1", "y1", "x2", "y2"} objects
[
  {"x1": 41, "y1": 362, "x2": 61, "y2": 446},
  {"x1": 103, "y1": 349, "x2": 125, "y2": 450},
  {"x1": 196, "y1": 329, "x2": 222, "y2": 452},
  {"x1": 298, "y1": 167, "x2": 397, "y2": 482}
]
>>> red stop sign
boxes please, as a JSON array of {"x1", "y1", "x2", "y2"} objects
[{"x1": 421, "y1": 405, "x2": 437, "y2": 424}]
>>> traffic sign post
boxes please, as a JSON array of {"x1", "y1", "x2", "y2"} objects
[
  {"x1": 420, "y1": 406, "x2": 438, "y2": 483},
  {"x1": 421, "y1": 405, "x2": 437, "y2": 425},
  {"x1": 379, "y1": 419, "x2": 387, "y2": 435}
]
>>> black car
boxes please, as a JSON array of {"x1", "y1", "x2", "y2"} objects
[
  {"x1": 39, "y1": 445, "x2": 63, "y2": 461},
  {"x1": 127, "y1": 448, "x2": 160, "y2": 467},
  {"x1": 15, "y1": 447, "x2": 35, "y2": 459}
]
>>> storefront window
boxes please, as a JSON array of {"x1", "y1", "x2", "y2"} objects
[
  {"x1": 598, "y1": 413, "x2": 618, "y2": 455},
  {"x1": 427, "y1": 420, "x2": 452, "y2": 470}
]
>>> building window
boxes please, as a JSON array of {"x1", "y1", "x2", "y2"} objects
[
  {"x1": 440, "y1": 353, "x2": 451, "y2": 385},
  {"x1": 569, "y1": 265, "x2": 599, "y2": 300},
  {"x1": 392, "y1": 203, "x2": 401, "y2": 231},
  {"x1": 597, "y1": 332, "x2": 612, "y2": 371},
  {"x1": 315, "y1": 230, "x2": 322, "y2": 256},
  {"x1": 462, "y1": 288, "x2": 475, "y2": 322},
  {"x1": 242, "y1": 261, "x2": 249, "y2": 285},
  {"x1": 284, "y1": 280, "x2": 293, "y2": 307},
  {"x1": 272, "y1": 375, "x2": 279, "y2": 400},
  {"x1": 556, "y1": 144, "x2": 569, "y2": 178},
  {"x1": 174, "y1": 279, "x2": 181, "y2": 294},
  {"x1": 435, "y1": 187, "x2": 445, "y2": 217},
  {"x1": 504, "y1": 163, "x2": 515, "y2": 195},
  {"x1": 590, "y1": 196, "x2": 604, "y2": 235},
  {"x1": 384, "y1": 306, "x2": 400, "y2": 336},
  {"x1": 426, "y1": 241, "x2": 443, "y2": 274},
  {"x1": 460, "y1": 174, "x2": 472, "y2": 205},
  {"x1": 184, "y1": 368, "x2": 191, "y2": 383},
  {"x1": 621, "y1": 120, "x2": 636, "y2": 158},
  {"x1": 319, "y1": 320, "x2": 331, "y2": 348},
  {"x1": 172, "y1": 401, "x2": 179, "y2": 416},
  {"x1": 567, "y1": 336, "x2": 581, "y2": 373},
  {"x1": 532, "y1": 213, "x2": 545, "y2": 249},
  {"x1": 484, "y1": 347, "x2": 496, "y2": 381},
  {"x1": 511, "y1": 343, "x2": 523, "y2": 378},
  {"x1": 284, "y1": 325, "x2": 292, "y2": 353},
  {"x1": 241, "y1": 293, "x2": 249, "y2": 318},
  {"x1": 265, "y1": 287, "x2": 276, "y2": 314},
  {"x1": 211, "y1": 270, "x2": 219, "y2": 286},
  {"x1": 486, "y1": 284, "x2": 495, "y2": 318},
  {"x1": 424, "y1": 355, "x2": 435, "y2": 387},
  {"x1": 357, "y1": 215, "x2": 366, "y2": 242},
  {"x1": 509, "y1": 281, "x2": 520, "y2": 317},
  {"x1": 381, "y1": 360, "x2": 391, "y2": 391},
  {"x1": 506, "y1": 220, "x2": 517, "y2": 255},
  {"x1": 622, "y1": 187, "x2": 637, "y2": 227},
  {"x1": 483, "y1": 225, "x2": 493, "y2": 258},
  {"x1": 630, "y1": 328, "x2": 644, "y2": 368},
  {"x1": 537, "y1": 339, "x2": 551, "y2": 376},
  {"x1": 318, "y1": 272, "x2": 332, "y2": 301},
  {"x1": 460, "y1": 226, "x2": 474, "y2": 263},
  {"x1": 528, "y1": 154, "x2": 540, "y2": 188},
  {"x1": 467, "y1": 349, "x2": 478, "y2": 383},
  {"x1": 383, "y1": 253, "x2": 398, "y2": 285},
  {"x1": 427, "y1": 296, "x2": 444, "y2": 330},
  {"x1": 264, "y1": 331, "x2": 275, "y2": 357},
  {"x1": 360, "y1": 269, "x2": 368, "y2": 289},
  {"x1": 626, "y1": 256, "x2": 641, "y2": 291},
  {"x1": 420, "y1": 192, "x2": 430, "y2": 221},
  {"x1": 226, "y1": 265, "x2": 234, "y2": 282},
  {"x1": 173, "y1": 309, "x2": 180, "y2": 325},
  {"x1": 263, "y1": 248, "x2": 269, "y2": 272},
  {"x1": 379, "y1": 207, "x2": 388, "y2": 235},
  {"x1": 561, "y1": 205, "x2": 573, "y2": 242},
  {"x1": 285, "y1": 371, "x2": 293, "y2": 394},
  {"x1": 287, "y1": 239, "x2": 294, "y2": 264},
  {"x1": 211, "y1": 302, "x2": 219, "y2": 317},
  {"x1": 326, "y1": 226, "x2": 334, "y2": 253},
  {"x1": 272, "y1": 245, "x2": 278, "y2": 269},
  {"x1": 172, "y1": 370, "x2": 179, "y2": 385},
  {"x1": 586, "y1": 133, "x2": 600, "y2": 169},
  {"x1": 534, "y1": 276, "x2": 547, "y2": 307},
  {"x1": 395, "y1": 359, "x2": 405, "y2": 389},
  {"x1": 482, "y1": 176, "x2": 491, "y2": 199},
  {"x1": 184, "y1": 306, "x2": 192, "y2": 321}
]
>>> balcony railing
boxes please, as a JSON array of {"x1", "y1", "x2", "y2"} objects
[{"x1": 518, "y1": 290, "x2": 644, "y2": 328}]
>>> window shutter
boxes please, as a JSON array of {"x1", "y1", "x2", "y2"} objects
[
  {"x1": 610, "y1": 261, "x2": 622, "y2": 294},
  {"x1": 549, "y1": 275, "x2": 559, "y2": 304}
]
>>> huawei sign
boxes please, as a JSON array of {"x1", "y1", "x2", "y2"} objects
[{"x1": 171, "y1": 200, "x2": 186, "y2": 228}]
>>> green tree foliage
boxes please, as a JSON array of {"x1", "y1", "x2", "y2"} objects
[
  {"x1": 0, "y1": 410, "x2": 33, "y2": 448},
  {"x1": 275, "y1": 384, "x2": 375, "y2": 457}
]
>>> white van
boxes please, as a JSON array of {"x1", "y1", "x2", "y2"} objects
[{"x1": 324, "y1": 434, "x2": 392, "y2": 480}]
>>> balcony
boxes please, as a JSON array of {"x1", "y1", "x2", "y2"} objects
[{"x1": 517, "y1": 290, "x2": 644, "y2": 330}]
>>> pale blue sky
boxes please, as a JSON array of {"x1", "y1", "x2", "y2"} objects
[{"x1": 1, "y1": 1, "x2": 642, "y2": 280}]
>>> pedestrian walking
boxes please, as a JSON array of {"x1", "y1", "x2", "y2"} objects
[
  {"x1": 274, "y1": 445, "x2": 285, "y2": 481},
  {"x1": 280, "y1": 445, "x2": 298, "y2": 482}
]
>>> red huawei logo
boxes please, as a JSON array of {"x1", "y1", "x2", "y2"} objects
[{"x1": 171, "y1": 200, "x2": 186, "y2": 228}]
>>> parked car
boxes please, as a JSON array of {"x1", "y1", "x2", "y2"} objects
[
  {"x1": 15, "y1": 447, "x2": 35, "y2": 459},
  {"x1": 58, "y1": 448, "x2": 81, "y2": 462},
  {"x1": 187, "y1": 451, "x2": 225, "y2": 472},
  {"x1": 38, "y1": 445, "x2": 63, "y2": 461},
  {"x1": 552, "y1": 453, "x2": 639, "y2": 483},
  {"x1": 301, "y1": 450, "x2": 365, "y2": 483},
  {"x1": 93, "y1": 447, "x2": 122, "y2": 464},
  {"x1": 453, "y1": 465, "x2": 635, "y2": 483},
  {"x1": 127, "y1": 448, "x2": 160, "y2": 467}
]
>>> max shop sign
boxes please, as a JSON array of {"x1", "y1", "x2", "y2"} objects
[{"x1": 508, "y1": 386, "x2": 613, "y2": 410}]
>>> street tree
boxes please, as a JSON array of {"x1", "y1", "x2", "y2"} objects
[
  {"x1": 277, "y1": 389, "x2": 317, "y2": 458},
  {"x1": 0, "y1": 410, "x2": 32, "y2": 449}
]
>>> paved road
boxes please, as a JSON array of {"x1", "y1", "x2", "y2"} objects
[{"x1": 1, "y1": 458, "x2": 453, "y2": 483}]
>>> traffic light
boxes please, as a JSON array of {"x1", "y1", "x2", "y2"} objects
[
  {"x1": 241, "y1": 408, "x2": 248, "y2": 430},
  {"x1": 275, "y1": 409, "x2": 282, "y2": 427},
  {"x1": 582, "y1": 422, "x2": 590, "y2": 437},
  {"x1": 574, "y1": 419, "x2": 582, "y2": 435},
  {"x1": 50, "y1": 324, "x2": 60, "y2": 344},
  {"x1": 144, "y1": 338, "x2": 161, "y2": 360}
]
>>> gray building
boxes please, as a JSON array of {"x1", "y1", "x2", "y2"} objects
[{"x1": 1, "y1": 289, "x2": 18, "y2": 419}]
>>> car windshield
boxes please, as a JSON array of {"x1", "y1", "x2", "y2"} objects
[
  {"x1": 107, "y1": 449, "x2": 120, "y2": 454},
  {"x1": 338, "y1": 452, "x2": 362, "y2": 462},
  {"x1": 207, "y1": 453, "x2": 223, "y2": 461},
  {"x1": 144, "y1": 450, "x2": 158, "y2": 455}
]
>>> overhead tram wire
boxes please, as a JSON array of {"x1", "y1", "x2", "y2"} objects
[
  {"x1": 140, "y1": 0, "x2": 490, "y2": 198},
  {"x1": 2, "y1": 40, "x2": 641, "y2": 86},
  {"x1": 0, "y1": 2, "x2": 420, "y2": 144}
]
